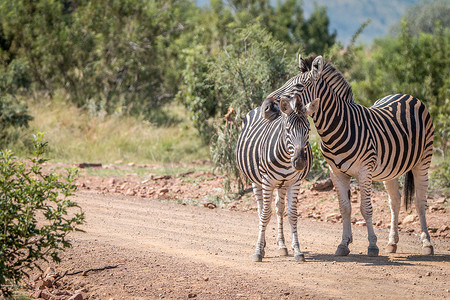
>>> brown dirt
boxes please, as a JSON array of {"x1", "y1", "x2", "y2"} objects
[{"x1": 29, "y1": 163, "x2": 449, "y2": 299}]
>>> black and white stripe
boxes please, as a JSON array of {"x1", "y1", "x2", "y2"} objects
[
  {"x1": 236, "y1": 102, "x2": 312, "y2": 262},
  {"x1": 263, "y1": 55, "x2": 435, "y2": 256}
]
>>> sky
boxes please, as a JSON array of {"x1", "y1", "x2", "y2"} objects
[
  {"x1": 195, "y1": 0, "x2": 423, "y2": 45},
  {"x1": 302, "y1": 0, "x2": 422, "y2": 44}
]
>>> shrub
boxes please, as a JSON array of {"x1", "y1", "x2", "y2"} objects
[{"x1": 0, "y1": 133, "x2": 84, "y2": 297}]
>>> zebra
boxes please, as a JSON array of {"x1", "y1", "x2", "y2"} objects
[
  {"x1": 236, "y1": 97, "x2": 314, "y2": 262},
  {"x1": 261, "y1": 55, "x2": 435, "y2": 256}
]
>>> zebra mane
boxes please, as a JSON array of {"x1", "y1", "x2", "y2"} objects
[{"x1": 302, "y1": 56, "x2": 355, "y2": 103}]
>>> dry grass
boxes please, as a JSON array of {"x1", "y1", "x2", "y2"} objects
[{"x1": 15, "y1": 96, "x2": 209, "y2": 164}]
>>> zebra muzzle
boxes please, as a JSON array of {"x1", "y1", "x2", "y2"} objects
[{"x1": 292, "y1": 149, "x2": 307, "y2": 171}]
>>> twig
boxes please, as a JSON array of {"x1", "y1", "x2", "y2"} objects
[{"x1": 53, "y1": 264, "x2": 120, "y2": 284}]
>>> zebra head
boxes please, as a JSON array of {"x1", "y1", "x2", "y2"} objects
[
  {"x1": 262, "y1": 55, "x2": 324, "y2": 120},
  {"x1": 279, "y1": 97, "x2": 311, "y2": 171}
]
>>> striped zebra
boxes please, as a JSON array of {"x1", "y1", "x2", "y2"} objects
[
  {"x1": 236, "y1": 98, "x2": 313, "y2": 262},
  {"x1": 262, "y1": 55, "x2": 434, "y2": 256}
]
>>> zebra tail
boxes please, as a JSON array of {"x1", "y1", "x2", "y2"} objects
[{"x1": 403, "y1": 170, "x2": 415, "y2": 211}]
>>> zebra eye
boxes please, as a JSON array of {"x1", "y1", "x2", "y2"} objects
[{"x1": 295, "y1": 83, "x2": 303, "y2": 91}]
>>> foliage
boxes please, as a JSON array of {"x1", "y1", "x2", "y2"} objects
[
  {"x1": 429, "y1": 158, "x2": 450, "y2": 196},
  {"x1": 0, "y1": 0, "x2": 197, "y2": 115},
  {"x1": 0, "y1": 133, "x2": 85, "y2": 297},
  {"x1": 308, "y1": 138, "x2": 329, "y2": 179},
  {"x1": 206, "y1": 24, "x2": 296, "y2": 194},
  {"x1": 350, "y1": 20, "x2": 449, "y2": 152},
  {"x1": 389, "y1": 0, "x2": 450, "y2": 36},
  {"x1": 0, "y1": 58, "x2": 33, "y2": 144}
]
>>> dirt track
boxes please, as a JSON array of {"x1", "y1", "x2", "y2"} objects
[{"x1": 38, "y1": 190, "x2": 450, "y2": 299}]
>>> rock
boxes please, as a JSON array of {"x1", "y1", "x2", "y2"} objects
[
  {"x1": 355, "y1": 221, "x2": 366, "y2": 226},
  {"x1": 40, "y1": 289, "x2": 56, "y2": 300},
  {"x1": 438, "y1": 225, "x2": 449, "y2": 233},
  {"x1": 429, "y1": 206, "x2": 439, "y2": 212},
  {"x1": 402, "y1": 214, "x2": 418, "y2": 225},
  {"x1": 376, "y1": 220, "x2": 383, "y2": 226},
  {"x1": 426, "y1": 272, "x2": 431, "y2": 276},
  {"x1": 106, "y1": 178, "x2": 117, "y2": 185},
  {"x1": 126, "y1": 189, "x2": 136, "y2": 196},
  {"x1": 159, "y1": 188, "x2": 169, "y2": 194},
  {"x1": 204, "y1": 202, "x2": 216, "y2": 209},
  {"x1": 33, "y1": 289, "x2": 42, "y2": 298},
  {"x1": 311, "y1": 178, "x2": 334, "y2": 191},
  {"x1": 68, "y1": 293, "x2": 84, "y2": 300},
  {"x1": 188, "y1": 293, "x2": 197, "y2": 298},
  {"x1": 31, "y1": 273, "x2": 42, "y2": 282},
  {"x1": 77, "y1": 163, "x2": 102, "y2": 169},
  {"x1": 152, "y1": 175, "x2": 172, "y2": 180},
  {"x1": 436, "y1": 198, "x2": 447, "y2": 204}
]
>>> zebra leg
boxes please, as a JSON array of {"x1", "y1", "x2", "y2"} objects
[
  {"x1": 412, "y1": 165, "x2": 434, "y2": 255},
  {"x1": 331, "y1": 170, "x2": 352, "y2": 256},
  {"x1": 384, "y1": 178, "x2": 401, "y2": 253},
  {"x1": 358, "y1": 169, "x2": 379, "y2": 257},
  {"x1": 275, "y1": 188, "x2": 288, "y2": 256},
  {"x1": 252, "y1": 183, "x2": 266, "y2": 251},
  {"x1": 252, "y1": 181, "x2": 273, "y2": 262},
  {"x1": 287, "y1": 184, "x2": 305, "y2": 262}
]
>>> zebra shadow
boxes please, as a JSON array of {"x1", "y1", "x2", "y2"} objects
[
  {"x1": 397, "y1": 254, "x2": 450, "y2": 263},
  {"x1": 306, "y1": 252, "x2": 413, "y2": 266}
]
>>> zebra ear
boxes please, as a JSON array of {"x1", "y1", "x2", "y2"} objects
[
  {"x1": 305, "y1": 98, "x2": 320, "y2": 117},
  {"x1": 280, "y1": 98, "x2": 293, "y2": 115},
  {"x1": 311, "y1": 56, "x2": 324, "y2": 81}
]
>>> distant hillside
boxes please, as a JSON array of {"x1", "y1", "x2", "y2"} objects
[
  {"x1": 303, "y1": 0, "x2": 422, "y2": 45},
  {"x1": 196, "y1": 0, "x2": 422, "y2": 45}
]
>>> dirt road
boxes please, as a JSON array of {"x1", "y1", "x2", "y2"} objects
[{"x1": 39, "y1": 190, "x2": 450, "y2": 299}]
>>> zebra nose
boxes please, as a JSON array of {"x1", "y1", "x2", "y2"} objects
[
  {"x1": 262, "y1": 97, "x2": 279, "y2": 121},
  {"x1": 292, "y1": 148, "x2": 307, "y2": 171}
]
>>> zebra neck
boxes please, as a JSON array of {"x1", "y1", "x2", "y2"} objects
[{"x1": 312, "y1": 85, "x2": 354, "y2": 146}]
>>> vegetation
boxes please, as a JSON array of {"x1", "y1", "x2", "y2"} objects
[
  {"x1": 0, "y1": 1, "x2": 448, "y2": 189},
  {"x1": 0, "y1": 134, "x2": 84, "y2": 297}
]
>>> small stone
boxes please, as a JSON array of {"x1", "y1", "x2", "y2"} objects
[
  {"x1": 402, "y1": 214, "x2": 417, "y2": 225},
  {"x1": 68, "y1": 293, "x2": 84, "y2": 300},
  {"x1": 284, "y1": 291, "x2": 291, "y2": 296},
  {"x1": 203, "y1": 277, "x2": 209, "y2": 281},
  {"x1": 188, "y1": 293, "x2": 197, "y2": 298},
  {"x1": 33, "y1": 289, "x2": 42, "y2": 298},
  {"x1": 126, "y1": 188, "x2": 136, "y2": 196},
  {"x1": 40, "y1": 290, "x2": 56, "y2": 300},
  {"x1": 436, "y1": 198, "x2": 447, "y2": 204},
  {"x1": 107, "y1": 178, "x2": 117, "y2": 185},
  {"x1": 355, "y1": 221, "x2": 366, "y2": 226},
  {"x1": 311, "y1": 178, "x2": 333, "y2": 191},
  {"x1": 159, "y1": 188, "x2": 169, "y2": 194},
  {"x1": 426, "y1": 272, "x2": 431, "y2": 276},
  {"x1": 438, "y1": 225, "x2": 449, "y2": 233},
  {"x1": 204, "y1": 202, "x2": 216, "y2": 209}
]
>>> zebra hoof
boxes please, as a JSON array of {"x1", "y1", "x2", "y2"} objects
[
  {"x1": 335, "y1": 245, "x2": 350, "y2": 256},
  {"x1": 385, "y1": 244, "x2": 397, "y2": 253},
  {"x1": 423, "y1": 245, "x2": 434, "y2": 255},
  {"x1": 277, "y1": 247, "x2": 288, "y2": 256},
  {"x1": 295, "y1": 253, "x2": 306, "y2": 262},
  {"x1": 252, "y1": 254, "x2": 263, "y2": 262},
  {"x1": 368, "y1": 246, "x2": 379, "y2": 257}
]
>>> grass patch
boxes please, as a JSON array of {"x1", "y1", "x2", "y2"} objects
[{"x1": 10, "y1": 94, "x2": 209, "y2": 164}]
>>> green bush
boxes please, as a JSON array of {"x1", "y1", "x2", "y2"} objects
[{"x1": 0, "y1": 133, "x2": 84, "y2": 297}]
